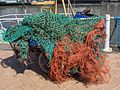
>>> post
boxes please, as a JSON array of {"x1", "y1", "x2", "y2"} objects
[
  {"x1": 55, "y1": 0, "x2": 57, "y2": 14},
  {"x1": 103, "y1": 14, "x2": 112, "y2": 52},
  {"x1": 61, "y1": 0, "x2": 67, "y2": 16},
  {"x1": 68, "y1": 0, "x2": 75, "y2": 16}
]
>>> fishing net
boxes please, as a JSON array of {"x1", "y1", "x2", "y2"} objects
[
  {"x1": 50, "y1": 20, "x2": 110, "y2": 84},
  {"x1": 3, "y1": 11, "x2": 110, "y2": 84}
]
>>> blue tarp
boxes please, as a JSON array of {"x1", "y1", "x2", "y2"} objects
[{"x1": 74, "y1": 12, "x2": 90, "y2": 18}]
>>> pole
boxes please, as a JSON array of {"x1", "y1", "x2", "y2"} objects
[
  {"x1": 55, "y1": 0, "x2": 57, "y2": 14},
  {"x1": 68, "y1": 0, "x2": 75, "y2": 16},
  {"x1": 103, "y1": 14, "x2": 112, "y2": 52},
  {"x1": 61, "y1": 0, "x2": 67, "y2": 16}
]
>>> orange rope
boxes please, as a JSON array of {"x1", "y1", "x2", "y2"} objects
[{"x1": 49, "y1": 19, "x2": 110, "y2": 84}]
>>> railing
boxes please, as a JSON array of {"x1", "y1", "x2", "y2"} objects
[
  {"x1": 0, "y1": 14, "x2": 25, "y2": 30},
  {"x1": 0, "y1": 14, "x2": 26, "y2": 44}
]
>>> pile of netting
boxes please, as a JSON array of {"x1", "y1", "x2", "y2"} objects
[{"x1": 3, "y1": 11, "x2": 110, "y2": 84}]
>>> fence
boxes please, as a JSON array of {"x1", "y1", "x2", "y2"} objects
[{"x1": 0, "y1": 14, "x2": 24, "y2": 44}]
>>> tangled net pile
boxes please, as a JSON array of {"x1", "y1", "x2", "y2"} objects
[
  {"x1": 3, "y1": 11, "x2": 110, "y2": 84},
  {"x1": 50, "y1": 20, "x2": 110, "y2": 84}
]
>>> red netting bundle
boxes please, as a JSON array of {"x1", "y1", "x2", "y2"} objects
[{"x1": 49, "y1": 19, "x2": 110, "y2": 84}]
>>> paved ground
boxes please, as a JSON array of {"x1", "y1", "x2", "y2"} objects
[{"x1": 0, "y1": 50, "x2": 120, "y2": 90}]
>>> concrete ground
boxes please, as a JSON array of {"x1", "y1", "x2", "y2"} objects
[{"x1": 0, "y1": 50, "x2": 120, "y2": 90}]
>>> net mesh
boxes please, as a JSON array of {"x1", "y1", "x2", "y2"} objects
[
  {"x1": 3, "y1": 11, "x2": 110, "y2": 84},
  {"x1": 50, "y1": 20, "x2": 110, "y2": 84}
]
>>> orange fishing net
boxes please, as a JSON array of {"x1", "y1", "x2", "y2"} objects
[{"x1": 49, "y1": 19, "x2": 110, "y2": 84}]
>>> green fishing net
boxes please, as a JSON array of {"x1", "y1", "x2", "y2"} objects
[{"x1": 3, "y1": 11, "x2": 104, "y2": 63}]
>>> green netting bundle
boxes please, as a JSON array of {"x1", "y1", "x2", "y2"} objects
[
  {"x1": 3, "y1": 11, "x2": 104, "y2": 63},
  {"x1": 3, "y1": 25, "x2": 32, "y2": 42}
]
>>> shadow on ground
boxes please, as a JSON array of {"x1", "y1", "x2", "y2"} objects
[
  {"x1": 0, "y1": 55, "x2": 49, "y2": 80},
  {"x1": 0, "y1": 54, "x2": 87, "y2": 85}
]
